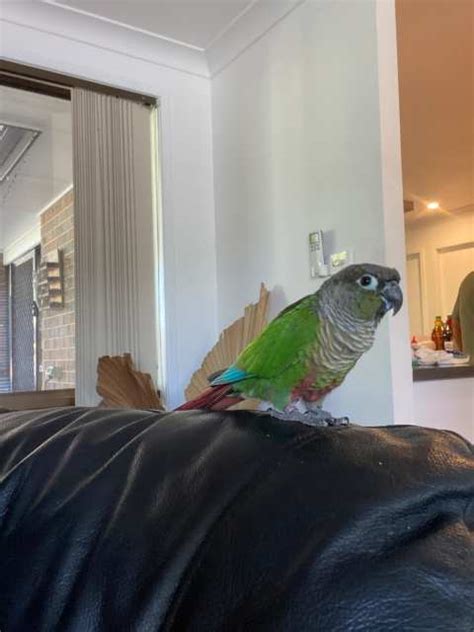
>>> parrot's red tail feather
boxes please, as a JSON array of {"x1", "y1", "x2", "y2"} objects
[{"x1": 175, "y1": 384, "x2": 243, "y2": 411}]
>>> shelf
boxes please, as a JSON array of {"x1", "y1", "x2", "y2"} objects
[{"x1": 413, "y1": 364, "x2": 474, "y2": 382}]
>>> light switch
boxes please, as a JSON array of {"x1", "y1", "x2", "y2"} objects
[{"x1": 308, "y1": 230, "x2": 325, "y2": 278}]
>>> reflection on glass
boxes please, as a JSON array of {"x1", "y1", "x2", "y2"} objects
[{"x1": 0, "y1": 86, "x2": 74, "y2": 393}]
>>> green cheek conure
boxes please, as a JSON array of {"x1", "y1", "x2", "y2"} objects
[{"x1": 177, "y1": 263, "x2": 403, "y2": 425}]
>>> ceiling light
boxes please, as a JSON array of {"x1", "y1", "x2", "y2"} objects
[
  {"x1": 426, "y1": 201, "x2": 440, "y2": 210},
  {"x1": 0, "y1": 123, "x2": 41, "y2": 184}
]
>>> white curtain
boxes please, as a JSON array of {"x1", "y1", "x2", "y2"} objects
[{"x1": 72, "y1": 88, "x2": 158, "y2": 405}]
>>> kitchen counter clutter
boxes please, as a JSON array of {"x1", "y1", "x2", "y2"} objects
[{"x1": 411, "y1": 333, "x2": 471, "y2": 381}]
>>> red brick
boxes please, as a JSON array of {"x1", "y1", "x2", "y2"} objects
[{"x1": 40, "y1": 193, "x2": 75, "y2": 390}]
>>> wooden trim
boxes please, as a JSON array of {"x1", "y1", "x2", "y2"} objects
[
  {"x1": 413, "y1": 365, "x2": 474, "y2": 382},
  {"x1": 0, "y1": 70, "x2": 71, "y2": 101},
  {"x1": 0, "y1": 60, "x2": 156, "y2": 106},
  {"x1": 0, "y1": 388, "x2": 75, "y2": 411}
]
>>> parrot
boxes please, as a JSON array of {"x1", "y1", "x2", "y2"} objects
[{"x1": 176, "y1": 263, "x2": 403, "y2": 425}]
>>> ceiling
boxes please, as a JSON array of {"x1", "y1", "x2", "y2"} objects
[
  {"x1": 396, "y1": 0, "x2": 473, "y2": 222},
  {"x1": 44, "y1": 0, "x2": 256, "y2": 50},
  {"x1": 0, "y1": 86, "x2": 72, "y2": 251},
  {"x1": 48, "y1": 0, "x2": 473, "y2": 224},
  {"x1": 1, "y1": 0, "x2": 470, "y2": 247}
]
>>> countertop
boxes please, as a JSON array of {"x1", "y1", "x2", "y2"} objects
[{"x1": 413, "y1": 364, "x2": 474, "y2": 382}]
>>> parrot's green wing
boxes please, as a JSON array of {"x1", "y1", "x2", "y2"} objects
[{"x1": 211, "y1": 295, "x2": 319, "y2": 385}]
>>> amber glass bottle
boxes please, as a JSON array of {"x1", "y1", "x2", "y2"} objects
[{"x1": 431, "y1": 316, "x2": 445, "y2": 350}]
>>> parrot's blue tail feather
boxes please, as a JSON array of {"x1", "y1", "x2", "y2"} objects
[{"x1": 210, "y1": 365, "x2": 251, "y2": 386}]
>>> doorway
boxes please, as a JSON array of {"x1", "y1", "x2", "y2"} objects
[
  {"x1": 1, "y1": 62, "x2": 161, "y2": 408},
  {"x1": 0, "y1": 83, "x2": 74, "y2": 396},
  {"x1": 10, "y1": 248, "x2": 39, "y2": 391}
]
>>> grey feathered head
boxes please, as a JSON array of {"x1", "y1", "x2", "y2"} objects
[{"x1": 320, "y1": 263, "x2": 403, "y2": 323}]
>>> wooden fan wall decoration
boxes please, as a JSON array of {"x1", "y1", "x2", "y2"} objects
[
  {"x1": 185, "y1": 283, "x2": 270, "y2": 410},
  {"x1": 97, "y1": 353, "x2": 164, "y2": 410}
]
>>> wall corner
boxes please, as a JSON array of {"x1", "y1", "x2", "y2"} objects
[{"x1": 376, "y1": 0, "x2": 414, "y2": 424}]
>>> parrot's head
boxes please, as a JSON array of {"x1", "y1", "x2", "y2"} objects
[{"x1": 320, "y1": 263, "x2": 403, "y2": 324}]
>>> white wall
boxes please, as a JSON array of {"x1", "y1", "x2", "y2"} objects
[
  {"x1": 1, "y1": 0, "x2": 415, "y2": 421},
  {"x1": 211, "y1": 0, "x2": 413, "y2": 425},
  {"x1": 0, "y1": 3, "x2": 218, "y2": 408},
  {"x1": 2, "y1": 223, "x2": 40, "y2": 266},
  {"x1": 413, "y1": 378, "x2": 474, "y2": 443},
  {"x1": 405, "y1": 209, "x2": 474, "y2": 337},
  {"x1": 0, "y1": 86, "x2": 72, "y2": 253}
]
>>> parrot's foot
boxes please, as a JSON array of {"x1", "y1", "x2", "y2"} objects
[
  {"x1": 303, "y1": 402, "x2": 350, "y2": 427},
  {"x1": 302, "y1": 410, "x2": 349, "y2": 427},
  {"x1": 266, "y1": 405, "x2": 349, "y2": 428}
]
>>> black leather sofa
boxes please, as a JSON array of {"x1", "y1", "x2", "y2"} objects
[{"x1": 0, "y1": 407, "x2": 473, "y2": 631}]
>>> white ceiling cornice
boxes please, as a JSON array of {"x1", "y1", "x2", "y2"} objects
[
  {"x1": 42, "y1": 0, "x2": 206, "y2": 52},
  {"x1": 0, "y1": 1, "x2": 210, "y2": 79},
  {"x1": 207, "y1": 0, "x2": 306, "y2": 77},
  {"x1": 1, "y1": 1, "x2": 308, "y2": 80}
]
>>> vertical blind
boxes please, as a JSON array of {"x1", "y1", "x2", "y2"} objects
[{"x1": 72, "y1": 88, "x2": 158, "y2": 405}]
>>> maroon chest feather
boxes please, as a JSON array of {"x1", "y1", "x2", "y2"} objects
[{"x1": 290, "y1": 373, "x2": 341, "y2": 402}]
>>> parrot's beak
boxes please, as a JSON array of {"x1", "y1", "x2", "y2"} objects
[{"x1": 381, "y1": 281, "x2": 403, "y2": 315}]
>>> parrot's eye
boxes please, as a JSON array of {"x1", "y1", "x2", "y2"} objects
[{"x1": 357, "y1": 274, "x2": 378, "y2": 290}]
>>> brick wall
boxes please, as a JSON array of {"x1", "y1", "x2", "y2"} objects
[
  {"x1": 40, "y1": 190, "x2": 75, "y2": 390},
  {"x1": 0, "y1": 253, "x2": 10, "y2": 392}
]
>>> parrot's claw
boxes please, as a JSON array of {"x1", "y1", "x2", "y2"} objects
[
  {"x1": 302, "y1": 410, "x2": 349, "y2": 427},
  {"x1": 319, "y1": 414, "x2": 350, "y2": 427}
]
